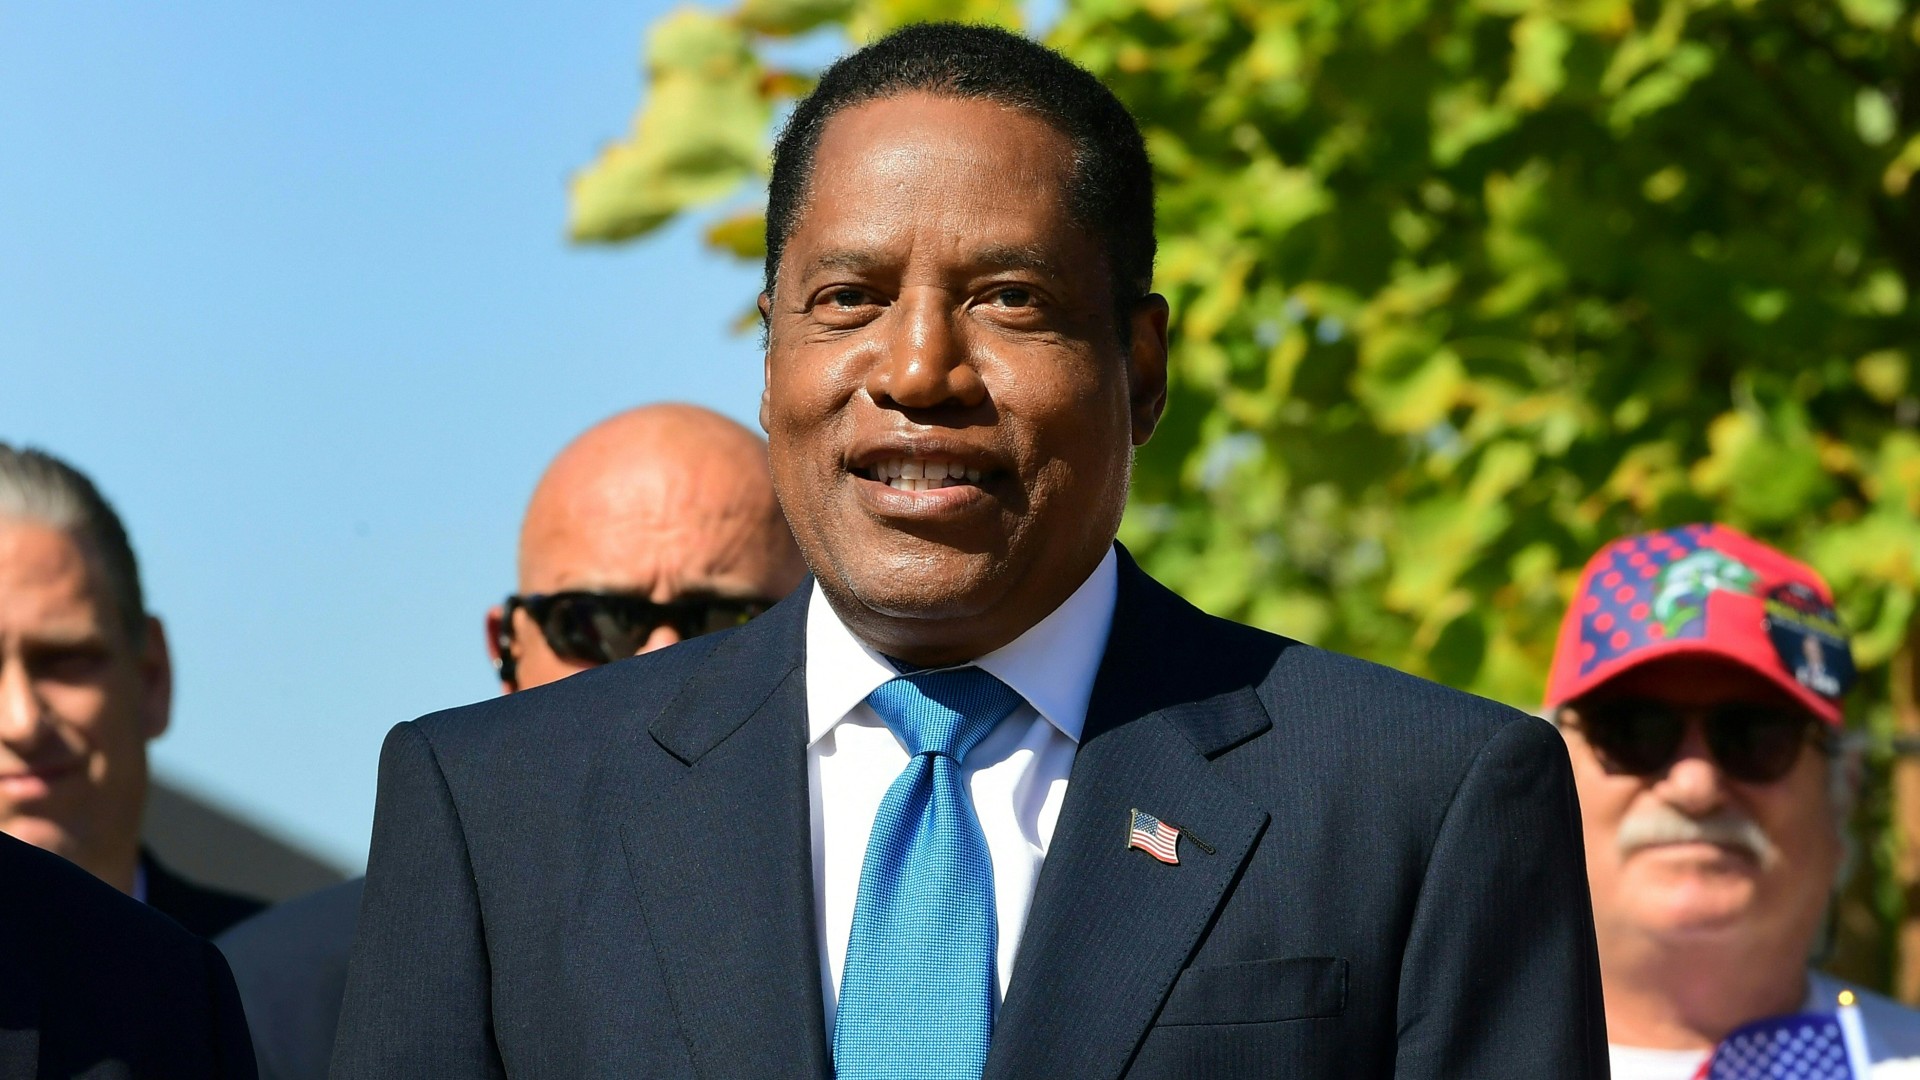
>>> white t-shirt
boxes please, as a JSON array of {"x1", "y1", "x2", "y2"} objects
[{"x1": 1610, "y1": 973, "x2": 1920, "y2": 1079}]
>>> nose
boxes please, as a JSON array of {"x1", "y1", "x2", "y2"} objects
[
  {"x1": 1651, "y1": 718, "x2": 1728, "y2": 816},
  {"x1": 0, "y1": 652, "x2": 47, "y2": 747},
  {"x1": 868, "y1": 287, "x2": 987, "y2": 411}
]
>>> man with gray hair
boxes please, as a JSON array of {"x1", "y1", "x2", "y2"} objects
[
  {"x1": 1546, "y1": 523, "x2": 1920, "y2": 1077},
  {"x1": 0, "y1": 442, "x2": 264, "y2": 936}
]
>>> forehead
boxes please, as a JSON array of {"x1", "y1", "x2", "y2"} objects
[
  {"x1": 519, "y1": 466, "x2": 774, "y2": 593},
  {"x1": 0, "y1": 520, "x2": 109, "y2": 624},
  {"x1": 785, "y1": 93, "x2": 1083, "y2": 273}
]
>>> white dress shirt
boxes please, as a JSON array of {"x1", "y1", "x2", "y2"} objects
[{"x1": 806, "y1": 546, "x2": 1118, "y2": 1033}]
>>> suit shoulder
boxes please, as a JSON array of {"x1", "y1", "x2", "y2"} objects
[
  {"x1": 1264, "y1": 640, "x2": 1527, "y2": 732},
  {"x1": 216, "y1": 876, "x2": 363, "y2": 969},
  {"x1": 0, "y1": 833, "x2": 211, "y2": 981},
  {"x1": 408, "y1": 630, "x2": 730, "y2": 764},
  {"x1": 1125, "y1": 565, "x2": 1528, "y2": 748},
  {"x1": 1208, "y1": 622, "x2": 1542, "y2": 784}
]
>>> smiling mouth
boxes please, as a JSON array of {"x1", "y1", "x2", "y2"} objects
[
  {"x1": 855, "y1": 456, "x2": 990, "y2": 493},
  {"x1": 0, "y1": 758, "x2": 84, "y2": 794}
]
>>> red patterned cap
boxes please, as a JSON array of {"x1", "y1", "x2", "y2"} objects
[{"x1": 1543, "y1": 524, "x2": 1853, "y2": 725}]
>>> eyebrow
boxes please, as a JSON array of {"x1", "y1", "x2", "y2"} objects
[
  {"x1": 20, "y1": 626, "x2": 109, "y2": 649},
  {"x1": 796, "y1": 243, "x2": 1065, "y2": 281},
  {"x1": 798, "y1": 249, "x2": 889, "y2": 280},
  {"x1": 970, "y1": 244, "x2": 1063, "y2": 278}
]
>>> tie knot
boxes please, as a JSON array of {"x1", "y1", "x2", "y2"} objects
[{"x1": 864, "y1": 668, "x2": 1024, "y2": 764}]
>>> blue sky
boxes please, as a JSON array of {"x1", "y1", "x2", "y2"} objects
[{"x1": 2, "y1": 1, "x2": 782, "y2": 869}]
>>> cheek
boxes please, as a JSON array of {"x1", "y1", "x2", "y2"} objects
[
  {"x1": 766, "y1": 342, "x2": 866, "y2": 422},
  {"x1": 1578, "y1": 793, "x2": 1634, "y2": 873},
  {"x1": 37, "y1": 683, "x2": 116, "y2": 747},
  {"x1": 1753, "y1": 772, "x2": 1843, "y2": 870},
  {"x1": 767, "y1": 369, "x2": 858, "y2": 483},
  {"x1": 1565, "y1": 754, "x2": 1638, "y2": 868},
  {"x1": 515, "y1": 647, "x2": 595, "y2": 692},
  {"x1": 1001, "y1": 361, "x2": 1129, "y2": 477}
]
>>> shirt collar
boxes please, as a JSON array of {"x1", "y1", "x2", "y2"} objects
[{"x1": 805, "y1": 545, "x2": 1118, "y2": 747}]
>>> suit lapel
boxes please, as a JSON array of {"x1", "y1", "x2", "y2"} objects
[
  {"x1": 601, "y1": 594, "x2": 833, "y2": 1080},
  {"x1": 984, "y1": 553, "x2": 1276, "y2": 1080}
]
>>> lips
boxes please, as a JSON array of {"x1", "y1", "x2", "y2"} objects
[
  {"x1": 847, "y1": 439, "x2": 1005, "y2": 492},
  {"x1": 858, "y1": 456, "x2": 988, "y2": 492},
  {"x1": 0, "y1": 758, "x2": 84, "y2": 800}
]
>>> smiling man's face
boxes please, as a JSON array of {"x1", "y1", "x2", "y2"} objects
[{"x1": 761, "y1": 92, "x2": 1167, "y2": 665}]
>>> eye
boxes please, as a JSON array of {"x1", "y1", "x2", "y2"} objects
[
  {"x1": 827, "y1": 287, "x2": 872, "y2": 309},
  {"x1": 990, "y1": 286, "x2": 1034, "y2": 308},
  {"x1": 30, "y1": 644, "x2": 110, "y2": 683}
]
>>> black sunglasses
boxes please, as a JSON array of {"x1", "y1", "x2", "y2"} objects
[
  {"x1": 1564, "y1": 698, "x2": 1829, "y2": 785},
  {"x1": 495, "y1": 591, "x2": 775, "y2": 685}
]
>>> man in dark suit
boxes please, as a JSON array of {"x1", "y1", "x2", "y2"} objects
[
  {"x1": 221, "y1": 405, "x2": 804, "y2": 1080},
  {"x1": 0, "y1": 444, "x2": 263, "y2": 936},
  {"x1": 0, "y1": 829, "x2": 258, "y2": 1079},
  {"x1": 334, "y1": 24, "x2": 1607, "y2": 1079}
]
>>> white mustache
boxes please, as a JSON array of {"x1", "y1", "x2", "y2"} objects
[{"x1": 1616, "y1": 802, "x2": 1779, "y2": 869}]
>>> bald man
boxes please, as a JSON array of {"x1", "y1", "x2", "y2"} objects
[
  {"x1": 216, "y1": 405, "x2": 803, "y2": 1080},
  {"x1": 486, "y1": 403, "x2": 804, "y2": 691}
]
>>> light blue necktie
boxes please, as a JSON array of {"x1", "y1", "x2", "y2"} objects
[{"x1": 833, "y1": 668, "x2": 1024, "y2": 1080}]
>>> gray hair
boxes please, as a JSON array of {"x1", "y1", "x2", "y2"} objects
[{"x1": 0, "y1": 444, "x2": 147, "y2": 643}]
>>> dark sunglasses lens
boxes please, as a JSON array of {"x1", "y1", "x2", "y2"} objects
[
  {"x1": 1581, "y1": 701, "x2": 1685, "y2": 776},
  {"x1": 1708, "y1": 707, "x2": 1814, "y2": 784},
  {"x1": 674, "y1": 599, "x2": 773, "y2": 638},
  {"x1": 541, "y1": 595, "x2": 652, "y2": 665}
]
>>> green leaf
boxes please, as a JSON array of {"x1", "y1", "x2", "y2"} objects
[
  {"x1": 1502, "y1": 13, "x2": 1572, "y2": 111},
  {"x1": 737, "y1": 0, "x2": 856, "y2": 36},
  {"x1": 704, "y1": 208, "x2": 768, "y2": 259},
  {"x1": 1608, "y1": 42, "x2": 1713, "y2": 132},
  {"x1": 1858, "y1": 350, "x2": 1909, "y2": 404},
  {"x1": 568, "y1": 10, "x2": 770, "y2": 243}
]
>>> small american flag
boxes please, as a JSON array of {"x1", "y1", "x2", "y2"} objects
[
  {"x1": 1127, "y1": 809, "x2": 1180, "y2": 865},
  {"x1": 1701, "y1": 1012, "x2": 1859, "y2": 1079}
]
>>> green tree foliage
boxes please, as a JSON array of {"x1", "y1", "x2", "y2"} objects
[{"x1": 572, "y1": 0, "x2": 1920, "y2": 981}]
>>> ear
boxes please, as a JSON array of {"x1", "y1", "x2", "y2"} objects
[
  {"x1": 137, "y1": 616, "x2": 172, "y2": 741},
  {"x1": 759, "y1": 292, "x2": 776, "y2": 435},
  {"x1": 1126, "y1": 293, "x2": 1171, "y2": 446},
  {"x1": 485, "y1": 604, "x2": 516, "y2": 695}
]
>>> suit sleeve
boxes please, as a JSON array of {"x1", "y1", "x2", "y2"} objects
[
  {"x1": 330, "y1": 722, "x2": 505, "y2": 1079},
  {"x1": 1392, "y1": 715, "x2": 1609, "y2": 1078}
]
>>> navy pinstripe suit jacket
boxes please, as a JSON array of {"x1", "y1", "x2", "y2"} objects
[{"x1": 331, "y1": 547, "x2": 1607, "y2": 1078}]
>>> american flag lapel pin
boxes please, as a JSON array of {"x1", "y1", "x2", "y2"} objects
[{"x1": 1127, "y1": 808, "x2": 1183, "y2": 865}]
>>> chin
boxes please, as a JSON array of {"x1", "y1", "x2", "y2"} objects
[
  {"x1": 0, "y1": 816, "x2": 74, "y2": 857},
  {"x1": 1627, "y1": 881, "x2": 1762, "y2": 938},
  {"x1": 829, "y1": 544, "x2": 1007, "y2": 622},
  {"x1": 840, "y1": 572, "x2": 1001, "y2": 624}
]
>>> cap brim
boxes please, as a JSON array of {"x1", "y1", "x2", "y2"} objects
[{"x1": 1547, "y1": 637, "x2": 1843, "y2": 726}]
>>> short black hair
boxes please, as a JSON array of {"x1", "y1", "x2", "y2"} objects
[{"x1": 765, "y1": 23, "x2": 1155, "y2": 322}]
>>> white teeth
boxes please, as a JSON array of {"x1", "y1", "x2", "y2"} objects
[{"x1": 866, "y1": 456, "x2": 987, "y2": 491}]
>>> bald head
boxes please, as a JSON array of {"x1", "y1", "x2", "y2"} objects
[{"x1": 488, "y1": 404, "x2": 805, "y2": 691}]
